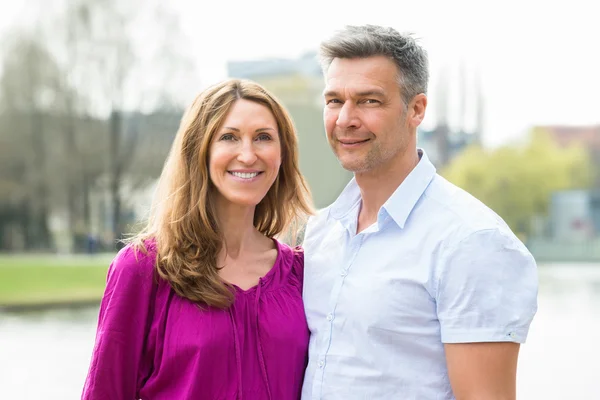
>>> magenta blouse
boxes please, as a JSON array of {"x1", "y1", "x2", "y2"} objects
[{"x1": 82, "y1": 240, "x2": 309, "y2": 400}]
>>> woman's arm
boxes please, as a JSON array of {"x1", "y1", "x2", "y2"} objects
[{"x1": 82, "y1": 245, "x2": 156, "y2": 400}]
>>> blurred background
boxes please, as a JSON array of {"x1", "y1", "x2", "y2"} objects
[{"x1": 0, "y1": 0, "x2": 599, "y2": 398}]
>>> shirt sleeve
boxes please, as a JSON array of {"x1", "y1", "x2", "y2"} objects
[
  {"x1": 436, "y1": 228, "x2": 538, "y2": 344},
  {"x1": 81, "y1": 244, "x2": 157, "y2": 399}
]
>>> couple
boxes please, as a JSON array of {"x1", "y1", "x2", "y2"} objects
[{"x1": 82, "y1": 25, "x2": 538, "y2": 400}]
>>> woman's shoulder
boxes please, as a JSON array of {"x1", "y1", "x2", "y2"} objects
[
  {"x1": 276, "y1": 240, "x2": 304, "y2": 264},
  {"x1": 274, "y1": 240, "x2": 304, "y2": 287},
  {"x1": 292, "y1": 244, "x2": 304, "y2": 265},
  {"x1": 108, "y1": 240, "x2": 158, "y2": 283}
]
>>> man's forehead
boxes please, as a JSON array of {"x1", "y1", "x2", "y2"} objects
[
  {"x1": 326, "y1": 56, "x2": 398, "y2": 78},
  {"x1": 324, "y1": 59, "x2": 398, "y2": 94}
]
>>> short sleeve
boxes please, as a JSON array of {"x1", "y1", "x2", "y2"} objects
[
  {"x1": 436, "y1": 229, "x2": 538, "y2": 344},
  {"x1": 82, "y1": 244, "x2": 157, "y2": 399}
]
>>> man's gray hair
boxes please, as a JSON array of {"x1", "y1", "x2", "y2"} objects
[{"x1": 319, "y1": 25, "x2": 429, "y2": 105}]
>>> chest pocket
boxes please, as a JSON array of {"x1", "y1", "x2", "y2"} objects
[{"x1": 335, "y1": 241, "x2": 439, "y2": 339}]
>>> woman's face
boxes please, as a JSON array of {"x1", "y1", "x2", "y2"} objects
[{"x1": 209, "y1": 99, "x2": 282, "y2": 208}]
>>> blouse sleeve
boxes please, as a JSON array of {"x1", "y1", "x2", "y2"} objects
[
  {"x1": 290, "y1": 245, "x2": 305, "y2": 292},
  {"x1": 81, "y1": 244, "x2": 157, "y2": 399}
]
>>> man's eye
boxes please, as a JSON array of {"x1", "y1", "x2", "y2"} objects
[
  {"x1": 364, "y1": 99, "x2": 380, "y2": 104},
  {"x1": 326, "y1": 99, "x2": 342, "y2": 105}
]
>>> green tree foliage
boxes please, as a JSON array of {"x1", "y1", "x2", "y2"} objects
[{"x1": 442, "y1": 128, "x2": 593, "y2": 236}]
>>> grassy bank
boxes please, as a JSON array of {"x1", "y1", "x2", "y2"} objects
[{"x1": 0, "y1": 254, "x2": 114, "y2": 307}]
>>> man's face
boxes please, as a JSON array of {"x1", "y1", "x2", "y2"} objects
[{"x1": 323, "y1": 55, "x2": 412, "y2": 174}]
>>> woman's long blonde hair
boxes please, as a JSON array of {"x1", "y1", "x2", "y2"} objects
[{"x1": 131, "y1": 79, "x2": 313, "y2": 308}]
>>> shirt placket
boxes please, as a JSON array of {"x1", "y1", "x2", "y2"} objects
[{"x1": 312, "y1": 231, "x2": 365, "y2": 399}]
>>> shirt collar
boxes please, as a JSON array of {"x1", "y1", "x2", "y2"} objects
[{"x1": 328, "y1": 149, "x2": 436, "y2": 229}]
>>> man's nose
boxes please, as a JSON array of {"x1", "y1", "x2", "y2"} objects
[{"x1": 336, "y1": 102, "x2": 360, "y2": 130}]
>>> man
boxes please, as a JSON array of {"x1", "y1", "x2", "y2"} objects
[{"x1": 302, "y1": 25, "x2": 538, "y2": 400}]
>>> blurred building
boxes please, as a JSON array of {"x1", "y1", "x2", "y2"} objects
[
  {"x1": 228, "y1": 52, "x2": 322, "y2": 84},
  {"x1": 550, "y1": 189, "x2": 600, "y2": 241},
  {"x1": 528, "y1": 188, "x2": 600, "y2": 262},
  {"x1": 525, "y1": 125, "x2": 600, "y2": 261},
  {"x1": 418, "y1": 63, "x2": 485, "y2": 168},
  {"x1": 542, "y1": 124, "x2": 600, "y2": 187},
  {"x1": 418, "y1": 125, "x2": 480, "y2": 168}
]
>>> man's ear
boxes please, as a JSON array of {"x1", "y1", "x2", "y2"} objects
[{"x1": 408, "y1": 93, "x2": 427, "y2": 128}]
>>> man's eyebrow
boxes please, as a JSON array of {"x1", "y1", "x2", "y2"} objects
[
  {"x1": 323, "y1": 89, "x2": 385, "y2": 98},
  {"x1": 356, "y1": 90, "x2": 385, "y2": 97}
]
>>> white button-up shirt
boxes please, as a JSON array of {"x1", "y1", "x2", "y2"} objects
[{"x1": 301, "y1": 150, "x2": 538, "y2": 400}]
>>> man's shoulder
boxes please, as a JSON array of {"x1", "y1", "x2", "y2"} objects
[
  {"x1": 302, "y1": 205, "x2": 340, "y2": 249},
  {"x1": 423, "y1": 177, "x2": 535, "y2": 276},
  {"x1": 308, "y1": 205, "x2": 333, "y2": 225},
  {"x1": 414, "y1": 175, "x2": 520, "y2": 253},
  {"x1": 421, "y1": 174, "x2": 518, "y2": 243},
  {"x1": 304, "y1": 205, "x2": 334, "y2": 236}
]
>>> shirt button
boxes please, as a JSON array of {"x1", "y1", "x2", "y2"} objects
[
  {"x1": 340, "y1": 270, "x2": 348, "y2": 277},
  {"x1": 326, "y1": 313, "x2": 333, "y2": 321},
  {"x1": 318, "y1": 360, "x2": 324, "y2": 368}
]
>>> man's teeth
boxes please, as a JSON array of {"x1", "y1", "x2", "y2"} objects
[{"x1": 230, "y1": 172, "x2": 259, "y2": 179}]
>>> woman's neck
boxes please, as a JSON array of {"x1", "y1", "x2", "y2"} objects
[{"x1": 215, "y1": 199, "x2": 263, "y2": 259}]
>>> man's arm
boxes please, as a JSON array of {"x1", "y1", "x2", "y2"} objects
[
  {"x1": 445, "y1": 342, "x2": 520, "y2": 400},
  {"x1": 435, "y1": 228, "x2": 538, "y2": 400}
]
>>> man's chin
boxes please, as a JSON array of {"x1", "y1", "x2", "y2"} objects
[{"x1": 339, "y1": 159, "x2": 368, "y2": 173}]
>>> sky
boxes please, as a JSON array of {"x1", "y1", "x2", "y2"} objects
[{"x1": 2, "y1": 0, "x2": 599, "y2": 148}]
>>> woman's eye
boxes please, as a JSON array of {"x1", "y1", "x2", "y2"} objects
[
  {"x1": 256, "y1": 133, "x2": 272, "y2": 141},
  {"x1": 219, "y1": 133, "x2": 236, "y2": 141}
]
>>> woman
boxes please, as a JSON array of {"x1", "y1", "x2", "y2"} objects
[{"x1": 82, "y1": 79, "x2": 313, "y2": 399}]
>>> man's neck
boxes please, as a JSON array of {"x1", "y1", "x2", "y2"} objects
[{"x1": 355, "y1": 148, "x2": 420, "y2": 233}]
